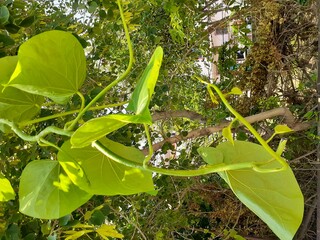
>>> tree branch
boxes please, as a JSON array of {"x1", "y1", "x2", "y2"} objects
[
  {"x1": 152, "y1": 110, "x2": 204, "y2": 122},
  {"x1": 145, "y1": 107, "x2": 312, "y2": 154}
]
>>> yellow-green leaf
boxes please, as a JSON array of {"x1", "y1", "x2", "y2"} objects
[
  {"x1": 8, "y1": 30, "x2": 86, "y2": 104},
  {"x1": 0, "y1": 174, "x2": 15, "y2": 201},
  {"x1": 127, "y1": 46, "x2": 163, "y2": 115},
  {"x1": 229, "y1": 87, "x2": 242, "y2": 95},
  {"x1": 198, "y1": 141, "x2": 304, "y2": 240},
  {"x1": 96, "y1": 224, "x2": 124, "y2": 239},
  {"x1": 274, "y1": 124, "x2": 293, "y2": 134},
  {"x1": 222, "y1": 125, "x2": 234, "y2": 145}
]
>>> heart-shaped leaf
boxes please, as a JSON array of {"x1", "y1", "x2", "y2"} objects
[
  {"x1": 19, "y1": 160, "x2": 92, "y2": 219},
  {"x1": 0, "y1": 174, "x2": 15, "y2": 201},
  {"x1": 71, "y1": 114, "x2": 151, "y2": 148},
  {"x1": 127, "y1": 46, "x2": 163, "y2": 115},
  {"x1": 60, "y1": 139, "x2": 154, "y2": 196},
  {"x1": 198, "y1": 141, "x2": 304, "y2": 240},
  {"x1": 8, "y1": 30, "x2": 86, "y2": 104},
  {"x1": 0, "y1": 56, "x2": 44, "y2": 131}
]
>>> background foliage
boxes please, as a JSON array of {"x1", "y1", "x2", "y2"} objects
[{"x1": 0, "y1": 0, "x2": 317, "y2": 239}]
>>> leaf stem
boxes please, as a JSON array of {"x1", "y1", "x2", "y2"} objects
[
  {"x1": 0, "y1": 119, "x2": 72, "y2": 142},
  {"x1": 19, "y1": 101, "x2": 128, "y2": 127},
  {"x1": 200, "y1": 78, "x2": 288, "y2": 171},
  {"x1": 92, "y1": 140, "x2": 256, "y2": 177},
  {"x1": 77, "y1": 91, "x2": 86, "y2": 113},
  {"x1": 143, "y1": 124, "x2": 153, "y2": 168},
  {"x1": 67, "y1": 0, "x2": 134, "y2": 131}
]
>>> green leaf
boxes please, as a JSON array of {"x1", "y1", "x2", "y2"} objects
[
  {"x1": 127, "y1": 46, "x2": 163, "y2": 114},
  {"x1": 57, "y1": 150, "x2": 91, "y2": 191},
  {"x1": 0, "y1": 174, "x2": 15, "y2": 201},
  {"x1": 88, "y1": 1, "x2": 98, "y2": 13},
  {"x1": 71, "y1": 114, "x2": 151, "y2": 148},
  {"x1": 0, "y1": 33, "x2": 14, "y2": 46},
  {"x1": 19, "y1": 15, "x2": 36, "y2": 27},
  {"x1": 8, "y1": 30, "x2": 86, "y2": 104},
  {"x1": 198, "y1": 141, "x2": 304, "y2": 240},
  {"x1": 274, "y1": 124, "x2": 293, "y2": 134},
  {"x1": 60, "y1": 139, "x2": 155, "y2": 196},
  {"x1": 19, "y1": 160, "x2": 92, "y2": 219},
  {"x1": 0, "y1": 56, "x2": 44, "y2": 131},
  {"x1": 4, "y1": 23, "x2": 20, "y2": 34},
  {"x1": 0, "y1": 6, "x2": 9, "y2": 25}
]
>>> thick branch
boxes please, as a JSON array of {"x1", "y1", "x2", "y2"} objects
[{"x1": 146, "y1": 107, "x2": 312, "y2": 154}]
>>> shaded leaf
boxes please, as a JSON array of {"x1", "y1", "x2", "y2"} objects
[
  {"x1": 5, "y1": 23, "x2": 20, "y2": 34},
  {"x1": 19, "y1": 160, "x2": 92, "y2": 219},
  {"x1": 71, "y1": 114, "x2": 151, "y2": 148},
  {"x1": 127, "y1": 46, "x2": 163, "y2": 115},
  {"x1": 8, "y1": 30, "x2": 86, "y2": 104},
  {"x1": 19, "y1": 15, "x2": 36, "y2": 27},
  {"x1": 0, "y1": 6, "x2": 9, "y2": 25},
  {"x1": 198, "y1": 141, "x2": 304, "y2": 240},
  {"x1": 0, "y1": 33, "x2": 14, "y2": 46},
  {"x1": 60, "y1": 139, "x2": 154, "y2": 196}
]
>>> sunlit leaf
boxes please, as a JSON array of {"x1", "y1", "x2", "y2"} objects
[
  {"x1": 229, "y1": 87, "x2": 242, "y2": 95},
  {"x1": 19, "y1": 160, "x2": 92, "y2": 219},
  {"x1": 0, "y1": 174, "x2": 15, "y2": 201},
  {"x1": 8, "y1": 30, "x2": 86, "y2": 104},
  {"x1": 0, "y1": 56, "x2": 44, "y2": 131},
  {"x1": 222, "y1": 125, "x2": 234, "y2": 145},
  {"x1": 96, "y1": 224, "x2": 124, "y2": 239},
  {"x1": 64, "y1": 230, "x2": 93, "y2": 240},
  {"x1": 127, "y1": 46, "x2": 163, "y2": 115},
  {"x1": 198, "y1": 141, "x2": 304, "y2": 240},
  {"x1": 71, "y1": 114, "x2": 151, "y2": 148},
  {"x1": 60, "y1": 139, "x2": 154, "y2": 195},
  {"x1": 274, "y1": 124, "x2": 293, "y2": 134},
  {"x1": 57, "y1": 151, "x2": 91, "y2": 190}
]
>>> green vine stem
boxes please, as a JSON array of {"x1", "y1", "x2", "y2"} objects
[
  {"x1": 19, "y1": 101, "x2": 128, "y2": 127},
  {"x1": 143, "y1": 123, "x2": 153, "y2": 168},
  {"x1": 67, "y1": 0, "x2": 133, "y2": 131},
  {"x1": 92, "y1": 140, "x2": 256, "y2": 177},
  {"x1": 0, "y1": 119, "x2": 72, "y2": 142},
  {"x1": 76, "y1": 91, "x2": 86, "y2": 114},
  {"x1": 197, "y1": 76, "x2": 288, "y2": 172}
]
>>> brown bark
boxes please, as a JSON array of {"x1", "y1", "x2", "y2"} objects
[{"x1": 144, "y1": 107, "x2": 312, "y2": 155}]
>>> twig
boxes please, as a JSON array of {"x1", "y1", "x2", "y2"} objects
[{"x1": 152, "y1": 110, "x2": 204, "y2": 122}]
